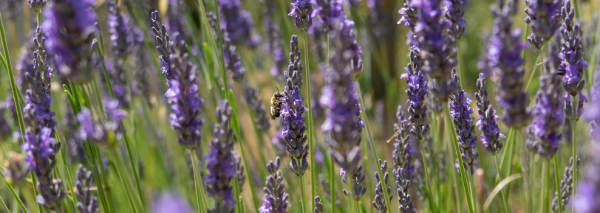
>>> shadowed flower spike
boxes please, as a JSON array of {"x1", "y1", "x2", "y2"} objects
[
  {"x1": 42, "y1": 0, "x2": 97, "y2": 83},
  {"x1": 444, "y1": 0, "x2": 467, "y2": 40},
  {"x1": 152, "y1": 193, "x2": 194, "y2": 213},
  {"x1": 289, "y1": 0, "x2": 315, "y2": 31},
  {"x1": 151, "y1": 11, "x2": 205, "y2": 149},
  {"x1": 281, "y1": 35, "x2": 309, "y2": 176},
  {"x1": 392, "y1": 107, "x2": 415, "y2": 213},
  {"x1": 2, "y1": 0, "x2": 22, "y2": 19},
  {"x1": 259, "y1": 157, "x2": 289, "y2": 213},
  {"x1": 314, "y1": 197, "x2": 324, "y2": 213},
  {"x1": 0, "y1": 101, "x2": 12, "y2": 142},
  {"x1": 2, "y1": 152, "x2": 29, "y2": 185},
  {"x1": 448, "y1": 72, "x2": 479, "y2": 166},
  {"x1": 524, "y1": 0, "x2": 564, "y2": 49},
  {"x1": 217, "y1": 0, "x2": 261, "y2": 47},
  {"x1": 108, "y1": 0, "x2": 134, "y2": 59},
  {"x1": 204, "y1": 101, "x2": 237, "y2": 213},
  {"x1": 489, "y1": 0, "x2": 532, "y2": 129},
  {"x1": 77, "y1": 98, "x2": 127, "y2": 147},
  {"x1": 243, "y1": 85, "x2": 271, "y2": 131},
  {"x1": 75, "y1": 165, "x2": 99, "y2": 213},
  {"x1": 28, "y1": 0, "x2": 47, "y2": 13},
  {"x1": 222, "y1": 29, "x2": 246, "y2": 81},
  {"x1": 373, "y1": 160, "x2": 393, "y2": 213},
  {"x1": 475, "y1": 73, "x2": 504, "y2": 155},
  {"x1": 527, "y1": 60, "x2": 564, "y2": 159},
  {"x1": 573, "y1": 142, "x2": 600, "y2": 213},
  {"x1": 263, "y1": 0, "x2": 286, "y2": 77},
  {"x1": 552, "y1": 157, "x2": 580, "y2": 212},
  {"x1": 102, "y1": 59, "x2": 131, "y2": 109}
]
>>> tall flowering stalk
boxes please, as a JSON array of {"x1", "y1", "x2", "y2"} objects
[
  {"x1": 524, "y1": 0, "x2": 563, "y2": 49},
  {"x1": 217, "y1": 0, "x2": 260, "y2": 47},
  {"x1": 392, "y1": 107, "x2": 415, "y2": 213},
  {"x1": 204, "y1": 101, "x2": 237, "y2": 213},
  {"x1": 372, "y1": 160, "x2": 392, "y2": 213},
  {"x1": 243, "y1": 86, "x2": 271, "y2": 131},
  {"x1": 151, "y1": 11, "x2": 204, "y2": 150},
  {"x1": 475, "y1": 73, "x2": 504, "y2": 155},
  {"x1": 289, "y1": 0, "x2": 315, "y2": 32},
  {"x1": 42, "y1": 0, "x2": 97, "y2": 83},
  {"x1": 448, "y1": 74, "x2": 479, "y2": 169},
  {"x1": 573, "y1": 141, "x2": 600, "y2": 213},
  {"x1": 552, "y1": 157, "x2": 579, "y2": 212},
  {"x1": 258, "y1": 157, "x2": 289, "y2": 213},
  {"x1": 107, "y1": 0, "x2": 133, "y2": 59},
  {"x1": 488, "y1": 0, "x2": 531, "y2": 129}
]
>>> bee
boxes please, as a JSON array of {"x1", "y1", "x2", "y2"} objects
[{"x1": 270, "y1": 88, "x2": 285, "y2": 119}]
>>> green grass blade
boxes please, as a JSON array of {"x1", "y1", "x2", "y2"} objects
[{"x1": 483, "y1": 173, "x2": 522, "y2": 211}]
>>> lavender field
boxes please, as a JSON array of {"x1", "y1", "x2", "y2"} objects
[{"x1": 0, "y1": 0, "x2": 599, "y2": 212}]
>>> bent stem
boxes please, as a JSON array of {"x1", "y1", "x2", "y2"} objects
[
  {"x1": 443, "y1": 106, "x2": 475, "y2": 213},
  {"x1": 0, "y1": 173, "x2": 27, "y2": 213}
]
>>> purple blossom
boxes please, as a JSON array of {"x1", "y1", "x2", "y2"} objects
[
  {"x1": 152, "y1": 192, "x2": 194, "y2": 213},
  {"x1": 475, "y1": 73, "x2": 504, "y2": 155},
  {"x1": 262, "y1": 7, "x2": 286, "y2": 77},
  {"x1": 222, "y1": 29, "x2": 246, "y2": 81},
  {"x1": 152, "y1": 11, "x2": 205, "y2": 149},
  {"x1": 392, "y1": 107, "x2": 415, "y2": 213},
  {"x1": 372, "y1": 160, "x2": 392, "y2": 213},
  {"x1": 289, "y1": 0, "x2": 315, "y2": 31},
  {"x1": 2, "y1": 0, "x2": 22, "y2": 19},
  {"x1": 340, "y1": 166, "x2": 367, "y2": 200},
  {"x1": 448, "y1": 73, "x2": 478, "y2": 166},
  {"x1": 77, "y1": 98, "x2": 127, "y2": 147},
  {"x1": 281, "y1": 35, "x2": 309, "y2": 176},
  {"x1": 524, "y1": 0, "x2": 563, "y2": 49},
  {"x1": 488, "y1": 0, "x2": 532, "y2": 129},
  {"x1": 259, "y1": 157, "x2": 289, "y2": 213},
  {"x1": 313, "y1": 0, "x2": 345, "y2": 31},
  {"x1": 444, "y1": 0, "x2": 466, "y2": 40},
  {"x1": 552, "y1": 157, "x2": 579, "y2": 212},
  {"x1": 204, "y1": 101, "x2": 237, "y2": 212},
  {"x1": 42, "y1": 0, "x2": 97, "y2": 82},
  {"x1": 28, "y1": 0, "x2": 47, "y2": 13},
  {"x1": 398, "y1": 0, "x2": 418, "y2": 35},
  {"x1": 218, "y1": 0, "x2": 261, "y2": 47},
  {"x1": 314, "y1": 197, "x2": 324, "y2": 213},
  {"x1": 412, "y1": 0, "x2": 458, "y2": 101},
  {"x1": 75, "y1": 165, "x2": 99, "y2": 213},
  {"x1": 108, "y1": 0, "x2": 134, "y2": 59},
  {"x1": 368, "y1": 0, "x2": 393, "y2": 37},
  {"x1": 102, "y1": 59, "x2": 130, "y2": 109},
  {"x1": 401, "y1": 46, "x2": 429, "y2": 142}
]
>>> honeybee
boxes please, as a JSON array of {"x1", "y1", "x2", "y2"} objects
[{"x1": 270, "y1": 88, "x2": 285, "y2": 119}]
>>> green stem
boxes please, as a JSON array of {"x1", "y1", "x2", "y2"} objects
[
  {"x1": 190, "y1": 151, "x2": 208, "y2": 213},
  {"x1": 0, "y1": 194, "x2": 9, "y2": 213},
  {"x1": 0, "y1": 12, "x2": 25, "y2": 141},
  {"x1": 210, "y1": 0, "x2": 229, "y2": 97},
  {"x1": 299, "y1": 175, "x2": 306, "y2": 213},
  {"x1": 571, "y1": 94, "x2": 579, "y2": 198},
  {"x1": 0, "y1": 173, "x2": 28, "y2": 213},
  {"x1": 302, "y1": 31, "x2": 316, "y2": 213},
  {"x1": 572, "y1": 0, "x2": 581, "y2": 20},
  {"x1": 457, "y1": 43, "x2": 464, "y2": 88},
  {"x1": 525, "y1": 45, "x2": 546, "y2": 92},
  {"x1": 419, "y1": 140, "x2": 437, "y2": 211},
  {"x1": 494, "y1": 155, "x2": 509, "y2": 213},
  {"x1": 110, "y1": 149, "x2": 139, "y2": 213},
  {"x1": 443, "y1": 106, "x2": 475, "y2": 213},
  {"x1": 499, "y1": 129, "x2": 514, "y2": 172},
  {"x1": 329, "y1": 155, "x2": 335, "y2": 213},
  {"x1": 553, "y1": 156, "x2": 563, "y2": 213},
  {"x1": 542, "y1": 160, "x2": 550, "y2": 213}
]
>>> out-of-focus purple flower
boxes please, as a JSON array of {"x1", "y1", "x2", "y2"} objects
[
  {"x1": 63, "y1": 104, "x2": 88, "y2": 164},
  {"x1": 372, "y1": 160, "x2": 392, "y2": 213},
  {"x1": 314, "y1": 197, "x2": 324, "y2": 213},
  {"x1": 560, "y1": 0, "x2": 588, "y2": 121},
  {"x1": 2, "y1": 152, "x2": 29, "y2": 185},
  {"x1": 102, "y1": 59, "x2": 130, "y2": 109},
  {"x1": 477, "y1": 33, "x2": 491, "y2": 77},
  {"x1": 259, "y1": 157, "x2": 289, "y2": 213},
  {"x1": 244, "y1": 85, "x2": 271, "y2": 131},
  {"x1": 392, "y1": 107, "x2": 415, "y2": 213},
  {"x1": 314, "y1": 0, "x2": 345, "y2": 31},
  {"x1": 204, "y1": 101, "x2": 236, "y2": 212},
  {"x1": 218, "y1": 0, "x2": 260, "y2": 47},
  {"x1": 552, "y1": 157, "x2": 579, "y2": 212},
  {"x1": 524, "y1": 0, "x2": 563, "y2": 49},
  {"x1": 586, "y1": 65, "x2": 600, "y2": 140},
  {"x1": 152, "y1": 192, "x2": 194, "y2": 213},
  {"x1": 412, "y1": 0, "x2": 458, "y2": 101},
  {"x1": 444, "y1": 0, "x2": 466, "y2": 40},
  {"x1": 166, "y1": 0, "x2": 189, "y2": 42},
  {"x1": 108, "y1": 0, "x2": 133, "y2": 59},
  {"x1": 0, "y1": 101, "x2": 12, "y2": 142},
  {"x1": 2, "y1": 0, "x2": 22, "y2": 19},
  {"x1": 320, "y1": 17, "x2": 365, "y2": 200},
  {"x1": 475, "y1": 73, "x2": 504, "y2": 155},
  {"x1": 280, "y1": 35, "x2": 309, "y2": 176},
  {"x1": 152, "y1": 11, "x2": 205, "y2": 149},
  {"x1": 42, "y1": 0, "x2": 97, "y2": 83},
  {"x1": 75, "y1": 165, "x2": 99, "y2": 213},
  {"x1": 28, "y1": 0, "x2": 47, "y2": 13},
  {"x1": 368, "y1": 0, "x2": 393, "y2": 37},
  {"x1": 527, "y1": 62, "x2": 564, "y2": 159},
  {"x1": 218, "y1": 26, "x2": 246, "y2": 82},
  {"x1": 132, "y1": 26, "x2": 155, "y2": 107},
  {"x1": 488, "y1": 0, "x2": 532, "y2": 129},
  {"x1": 448, "y1": 73, "x2": 478, "y2": 166},
  {"x1": 340, "y1": 166, "x2": 367, "y2": 200},
  {"x1": 271, "y1": 129, "x2": 287, "y2": 157},
  {"x1": 401, "y1": 46, "x2": 429, "y2": 142},
  {"x1": 573, "y1": 142, "x2": 600, "y2": 213},
  {"x1": 289, "y1": 0, "x2": 315, "y2": 31},
  {"x1": 77, "y1": 98, "x2": 127, "y2": 147},
  {"x1": 398, "y1": 0, "x2": 418, "y2": 35},
  {"x1": 233, "y1": 152, "x2": 246, "y2": 192},
  {"x1": 263, "y1": 12, "x2": 286, "y2": 77}
]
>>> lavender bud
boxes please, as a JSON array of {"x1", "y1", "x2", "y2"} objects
[
  {"x1": 28, "y1": 0, "x2": 47, "y2": 13},
  {"x1": 392, "y1": 107, "x2": 415, "y2": 213},
  {"x1": 372, "y1": 160, "x2": 392, "y2": 213},
  {"x1": 75, "y1": 165, "x2": 99, "y2": 213},
  {"x1": 233, "y1": 152, "x2": 246, "y2": 192},
  {"x1": 259, "y1": 157, "x2": 289, "y2": 213},
  {"x1": 475, "y1": 73, "x2": 504, "y2": 155},
  {"x1": 525, "y1": 0, "x2": 563, "y2": 49},
  {"x1": 314, "y1": 196, "x2": 324, "y2": 213},
  {"x1": 289, "y1": 0, "x2": 315, "y2": 31},
  {"x1": 552, "y1": 157, "x2": 580, "y2": 212},
  {"x1": 77, "y1": 98, "x2": 127, "y2": 147},
  {"x1": 444, "y1": 0, "x2": 467, "y2": 40},
  {"x1": 402, "y1": 46, "x2": 429, "y2": 142}
]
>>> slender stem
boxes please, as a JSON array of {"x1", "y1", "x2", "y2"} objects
[
  {"x1": 541, "y1": 160, "x2": 550, "y2": 213},
  {"x1": 494, "y1": 155, "x2": 509, "y2": 213},
  {"x1": 456, "y1": 44, "x2": 464, "y2": 88},
  {"x1": 526, "y1": 45, "x2": 547, "y2": 92},
  {"x1": 571, "y1": 94, "x2": 579, "y2": 197},
  {"x1": 499, "y1": 129, "x2": 514, "y2": 172},
  {"x1": 553, "y1": 156, "x2": 563, "y2": 213},
  {"x1": 299, "y1": 175, "x2": 306, "y2": 213},
  {"x1": 302, "y1": 32, "x2": 316, "y2": 212},
  {"x1": 572, "y1": 0, "x2": 581, "y2": 20},
  {"x1": 0, "y1": 173, "x2": 28, "y2": 213},
  {"x1": 329, "y1": 155, "x2": 335, "y2": 213},
  {"x1": 0, "y1": 12, "x2": 25, "y2": 141},
  {"x1": 419, "y1": 141, "x2": 437, "y2": 211},
  {"x1": 110, "y1": 149, "x2": 139, "y2": 213},
  {"x1": 191, "y1": 151, "x2": 208, "y2": 213},
  {"x1": 210, "y1": 0, "x2": 230, "y2": 97},
  {"x1": 443, "y1": 106, "x2": 475, "y2": 213},
  {"x1": 355, "y1": 85, "x2": 393, "y2": 212},
  {"x1": 0, "y1": 194, "x2": 9, "y2": 213}
]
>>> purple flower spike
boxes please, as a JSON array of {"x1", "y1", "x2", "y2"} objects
[
  {"x1": 289, "y1": 0, "x2": 315, "y2": 31},
  {"x1": 552, "y1": 157, "x2": 580, "y2": 212},
  {"x1": 392, "y1": 107, "x2": 415, "y2": 213},
  {"x1": 314, "y1": 197, "x2": 324, "y2": 213},
  {"x1": 108, "y1": 0, "x2": 134, "y2": 59},
  {"x1": 153, "y1": 192, "x2": 194, "y2": 213},
  {"x1": 444, "y1": 0, "x2": 467, "y2": 40},
  {"x1": 402, "y1": 46, "x2": 429, "y2": 142},
  {"x1": 75, "y1": 165, "x2": 99, "y2": 213},
  {"x1": 263, "y1": 0, "x2": 286, "y2": 77},
  {"x1": 28, "y1": 0, "x2": 47, "y2": 13},
  {"x1": 281, "y1": 35, "x2": 309, "y2": 176},
  {"x1": 372, "y1": 160, "x2": 392, "y2": 213},
  {"x1": 42, "y1": 0, "x2": 97, "y2": 83},
  {"x1": 488, "y1": 0, "x2": 532, "y2": 129},
  {"x1": 398, "y1": 0, "x2": 418, "y2": 45},
  {"x1": 573, "y1": 142, "x2": 600, "y2": 213},
  {"x1": 77, "y1": 98, "x2": 127, "y2": 147},
  {"x1": 314, "y1": 0, "x2": 345, "y2": 31},
  {"x1": 2, "y1": 0, "x2": 22, "y2": 19},
  {"x1": 259, "y1": 157, "x2": 289, "y2": 213},
  {"x1": 243, "y1": 86, "x2": 271, "y2": 131},
  {"x1": 475, "y1": 73, "x2": 504, "y2": 155},
  {"x1": 204, "y1": 101, "x2": 237, "y2": 212},
  {"x1": 217, "y1": 0, "x2": 260, "y2": 47},
  {"x1": 525, "y1": 0, "x2": 564, "y2": 49},
  {"x1": 448, "y1": 72, "x2": 478, "y2": 166}
]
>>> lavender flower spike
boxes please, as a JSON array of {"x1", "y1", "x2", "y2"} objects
[
  {"x1": 392, "y1": 107, "x2": 415, "y2": 213},
  {"x1": 445, "y1": 0, "x2": 467, "y2": 40},
  {"x1": 402, "y1": 46, "x2": 429, "y2": 142},
  {"x1": 281, "y1": 35, "x2": 309, "y2": 176},
  {"x1": 524, "y1": 0, "x2": 563, "y2": 49},
  {"x1": 527, "y1": 62, "x2": 564, "y2": 159},
  {"x1": 289, "y1": 0, "x2": 315, "y2": 31},
  {"x1": 552, "y1": 157, "x2": 580, "y2": 212},
  {"x1": 217, "y1": 0, "x2": 261, "y2": 47},
  {"x1": 108, "y1": 0, "x2": 134, "y2": 59},
  {"x1": 243, "y1": 86, "x2": 271, "y2": 131},
  {"x1": 28, "y1": 0, "x2": 47, "y2": 13},
  {"x1": 259, "y1": 157, "x2": 289, "y2": 213},
  {"x1": 314, "y1": 197, "x2": 324, "y2": 213},
  {"x1": 75, "y1": 165, "x2": 99, "y2": 213},
  {"x1": 560, "y1": 0, "x2": 588, "y2": 121},
  {"x1": 42, "y1": 0, "x2": 97, "y2": 82},
  {"x1": 573, "y1": 142, "x2": 600, "y2": 213},
  {"x1": 373, "y1": 160, "x2": 393, "y2": 213},
  {"x1": 448, "y1": 72, "x2": 479, "y2": 166},
  {"x1": 488, "y1": 0, "x2": 532, "y2": 129},
  {"x1": 204, "y1": 101, "x2": 236, "y2": 212},
  {"x1": 475, "y1": 73, "x2": 504, "y2": 155},
  {"x1": 77, "y1": 98, "x2": 127, "y2": 147},
  {"x1": 151, "y1": 11, "x2": 205, "y2": 149}
]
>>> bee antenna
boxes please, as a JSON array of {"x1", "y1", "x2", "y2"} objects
[{"x1": 276, "y1": 86, "x2": 280, "y2": 91}]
